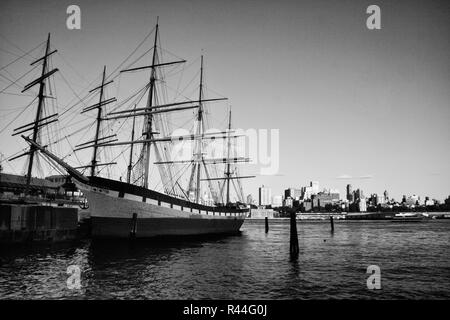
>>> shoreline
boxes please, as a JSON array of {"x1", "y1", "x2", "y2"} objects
[{"x1": 246, "y1": 211, "x2": 450, "y2": 221}]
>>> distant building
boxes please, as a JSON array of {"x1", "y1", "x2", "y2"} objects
[
  {"x1": 444, "y1": 196, "x2": 450, "y2": 206},
  {"x1": 0, "y1": 172, "x2": 59, "y2": 196},
  {"x1": 346, "y1": 184, "x2": 354, "y2": 203},
  {"x1": 404, "y1": 195, "x2": 419, "y2": 206},
  {"x1": 284, "y1": 188, "x2": 301, "y2": 200},
  {"x1": 301, "y1": 186, "x2": 313, "y2": 200},
  {"x1": 358, "y1": 198, "x2": 367, "y2": 212},
  {"x1": 272, "y1": 195, "x2": 283, "y2": 207},
  {"x1": 377, "y1": 194, "x2": 384, "y2": 205},
  {"x1": 202, "y1": 191, "x2": 214, "y2": 206},
  {"x1": 284, "y1": 197, "x2": 294, "y2": 208},
  {"x1": 312, "y1": 192, "x2": 340, "y2": 209},
  {"x1": 311, "y1": 181, "x2": 319, "y2": 195},
  {"x1": 302, "y1": 200, "x2": 312, "y2": 212},
  {"x1": 258, "y1": 185, "x2": 272, "y2": 206},
  {"x1": 249, "y1": 208, "x2": 275, "y2": 219},
  {"x1": 354, "y1": 188, "x2": 364, "y2": 201},
  {"x1": 328, "y1": 188, "x2": 340, "y2": 196},
  {"x1": 383, "y1": 190, "x2": 389, "y2": 202},
  {"x1": 246, "y1": 194, "x2": 254, "y2": 205},
  {"x1": 45, "y1": 175, "x2": 68, "y2": 185}
]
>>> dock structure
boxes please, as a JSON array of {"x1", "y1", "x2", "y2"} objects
[{"x1": 0, "y1": 204, "x2": 78, "y2": 243}]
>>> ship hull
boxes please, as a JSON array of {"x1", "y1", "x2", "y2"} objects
[
  {"x1": 76, "y1": 178, "x2": 247, "y2": 238},
  {"x1": 91, "y1": 216, "x2": 244, "y2": 238}
]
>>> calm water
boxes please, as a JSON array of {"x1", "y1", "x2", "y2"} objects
[{"x1": 0, "y1": 219, "x2": 449, "y2": 299}]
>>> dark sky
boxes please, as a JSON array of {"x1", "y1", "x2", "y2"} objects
[{"x1": 1, "y1": 0, "x2": 449, "y2": 201}]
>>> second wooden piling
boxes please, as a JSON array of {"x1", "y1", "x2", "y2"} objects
[
  {"x1": 290, "y1": 210, "x2": 299, "y2": 257},
  {"x1": 130, "y1": 212, "x2": 138, "y2": 239},
  {"x1": 265, "y1": 216, "x2": 269, "y2": 233}
]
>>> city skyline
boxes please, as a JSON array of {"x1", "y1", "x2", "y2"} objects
[
  {"x1": 0, "y1": 0, "x2": 449, "y2": 202},
  {"x1": 254, "y1": 180, "x2": 446, "y2": 207}
]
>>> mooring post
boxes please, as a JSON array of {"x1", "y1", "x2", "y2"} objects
[
  {"x1": 265, "y1": 216, "x2": 269, "y2": 233},
  {"x1": 290, "y1": 210, "x2": 299, "y2": 257},
  {"x1": 130, "y1": 212, "x2": 137, "y2": 239},
  {"x1": 330, "y1": 215, "x2": 334, "y2": 233}
]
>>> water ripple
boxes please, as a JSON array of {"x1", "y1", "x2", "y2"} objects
[{"x1": 0, "y1": 220, "x2": 449, "y2": 299}]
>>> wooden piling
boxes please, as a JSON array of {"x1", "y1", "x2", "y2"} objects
[
  {"x1": 330, "y1": 215, "x2": 334, "y2": 233},
  {"x1": 265, "y1": 216, "x2": 269, "y2": 233},
  {"x1": 130, "y1": 212, "x2": 137, "y2": 239},
  {"x1": 289, "y1": 210, "x2": 299, "y2": 257}
]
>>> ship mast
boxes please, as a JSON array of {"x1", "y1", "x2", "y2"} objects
[
  {"x1": 225, "y1": 108, "x2": 232, "y2": 204},
  {"x1": 98, "y1": 19, "x2": 186, "y2": 188},
  {"x1": 90, "y1": 66, "x2": 106, "y2": 177},
  {"x1": 142, "y1": 19, "x2": 159, "y2": 189},
  {"x1": 126, "y1": 105, "x2": 137, "y2": 184},
  {"x1": 195, "y1": 55, "x2": 205, "y2": 203},
  {"x1": 186, "y1": 55, "x2": 206, "y2": 203},
  {"x1": 11, "y1": 33, "x2": 59, "y2": 192},
  {"x1": 74, "y1": 67, "x2": 117, "y2": 173}
]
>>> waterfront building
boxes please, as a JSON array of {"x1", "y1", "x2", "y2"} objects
[
  {"x1": 258, "y1": 185, "x2": 272, "y2": 206},
  {"x1": 0, "y1": 173, "x2": 73, "y2": 198},
  {"x1": 328, "y1": 188, "x2": 340, "y2": 195},
  {"x1": 249, "y1": 208, "x2": 275, "y2": 219},
  {"x1": 358, "y1": 198, "x2": 367, "y2": 212},
  {"x1": 312, "y1": 191, "x2": 340, "y2": 209},
  {"x1": 272, "y1": 195, "x2": 283, "y2": 207},
  {"x1": 377, "y1": 194, "x2": 384, "y2": 205},
  {"x1": 445, "y1": 196, "x2": 450, "y2": 206},
  {"x1": 301, "y1": 186, "x2": 313, "y2": 200},
  {"x1": 284, "y1": 197, "x2": 294, "y2": 208},
  {"x1": 404, "y1": 195, "x2": 419, "y2": 206},
  {"x1": 354, "y1": 188, "x2": 364, "y2": 201},
  {"x1": 383, "y1": 190, "x2": 389, "y2": 202},
  {"x1": 346, "y1": 184, "x2": 354, "y2": 203},
  {"x1": 284, "y1": 188, "x2": 302, "y2": 200},
  {"x1": 302, "y1": 200, "x2": 312, "y2": 212},
  {"x1": 311, "y1": 181, "x2": 319, "y2": 195}
]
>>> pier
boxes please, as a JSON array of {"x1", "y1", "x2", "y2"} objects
[{"x1": 0, "y1": 204, "x2": 79, "y2": 243}]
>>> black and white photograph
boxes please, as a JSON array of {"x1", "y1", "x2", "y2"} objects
[{"x1": 0, "y1": 0, "x2": 449, "y2": 312}]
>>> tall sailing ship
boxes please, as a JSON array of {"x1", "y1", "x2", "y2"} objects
[{"x1": 4, "y1": 20, "x2": 253, "y2": 238}]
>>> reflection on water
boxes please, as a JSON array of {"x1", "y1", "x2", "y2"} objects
[{"x1": 1, "y1": 220, "x2": 449, "y2": 299}]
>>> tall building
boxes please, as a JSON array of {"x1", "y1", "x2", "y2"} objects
[
  {"x1": 284, "y1": 188, "x2": 302, "y2": 200},
  {"x1": 258, "y1": 185, "x2": 272, "y2": 206},
  {"x1": 377, "y1": 194, "x2": 384, "y2": 205},
  {"x1": 346, "y1": 184, "x2": 353, "y2": 202},
  {"x1": 358, "y1": 198, "x2": 367, "y2": 212},
  {"x1": 383, "y1": 190, "x2": 389, "y2": 202},
  {"x1": 404, "y1": 195, "x2": 419, "y2": 206},
  {"x1": 354, "y1": 188, "x2": 364, "y2": 201},
  {"x1": 301, "y1": 186, "x2": 313, "y2": 200},
  {"x1": 311, "y1": 181, "x2": 319, "y2": 195}
]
